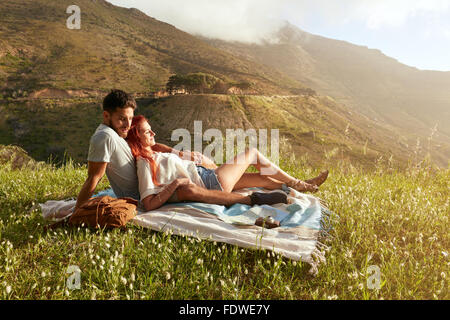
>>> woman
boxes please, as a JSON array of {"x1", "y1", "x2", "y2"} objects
[{"x1": 126, "y1": 115, "x2": 328, "y2": 211}]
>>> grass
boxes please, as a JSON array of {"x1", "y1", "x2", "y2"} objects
[{"x1": 0, "y1": 154, "x2": 448, "y2": 300}]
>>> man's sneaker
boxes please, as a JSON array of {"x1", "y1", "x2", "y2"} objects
[{"x1": 250, "y1": 190, "x2": 288, "y2": 206}]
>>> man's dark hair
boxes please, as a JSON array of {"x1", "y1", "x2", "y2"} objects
[{"x1": 103, "y1": 89, "x2": 137, "y2": 113}]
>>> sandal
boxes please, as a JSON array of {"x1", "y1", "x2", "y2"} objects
[
  {"x1": 286, "y1": 179, "x2": 319, "y2": 193},
  {"x1": 305, "y1": 170, "x2": 329, "y2": 187}
]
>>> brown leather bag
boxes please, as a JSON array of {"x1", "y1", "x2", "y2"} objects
[{"x1": 68, "y1": 196, "x2": 138, "y2": 229}]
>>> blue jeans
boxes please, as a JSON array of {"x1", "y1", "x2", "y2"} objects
[{"x1": 196, "y1": 165, "x2": 223, "y2": 191}]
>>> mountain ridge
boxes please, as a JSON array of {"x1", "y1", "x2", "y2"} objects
[{"x1": 0, "y1": 0, "x2": 448, "y2": 167}]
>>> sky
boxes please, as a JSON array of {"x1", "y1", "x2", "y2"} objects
[{"x1": 107, "y1": 0, "x2": 450, "y2": 71}]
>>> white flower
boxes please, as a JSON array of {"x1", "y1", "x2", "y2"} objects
[
  {"x1": 5, "y1": 286, "x2": 11, "y2": 294},
  {"x1": 165, "y1": 272, "x2": 171, "y2": 280},
  {"x1": 196, "y1": 258, "x2": 203, "y2": 265},
  {"x1": 120, "y1": 277, "x2": 127, "y2": 285}
]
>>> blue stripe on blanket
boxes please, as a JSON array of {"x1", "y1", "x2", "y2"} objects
[{"x1": 93, "y1": 188, "x2": 330, "y2": 231}]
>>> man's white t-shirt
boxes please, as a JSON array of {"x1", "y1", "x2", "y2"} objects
[
  {"x1": 137, "y1": 152, "x2": 205, "y2": 200},
  {"x1": 87, "y1": 124, "x2": 140, "y2": 200}
]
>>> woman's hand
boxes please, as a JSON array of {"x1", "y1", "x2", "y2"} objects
[{"x1": 191, "y1": 151, "x2": 217, "y2": 169}]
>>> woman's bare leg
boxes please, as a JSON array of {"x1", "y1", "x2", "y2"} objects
[
  {"x1": 214, "y1": 148, "x2": 297, "y2": 193},
  {"x1": 232, "y1": 173, "x2": 284, "y2": 191}
]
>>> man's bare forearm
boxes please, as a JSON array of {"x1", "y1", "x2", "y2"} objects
[
  {"x1": 177, "y1": 185, "x2": 251, "y2": 206},
  {"x1": 144, "y1": 181, "x2": 180, "y2": 211},
  {"x1": 75, "y1": 177, "x2": 99, "y2": 209},
  {"x1": 152, "y1": 143, "x2": 180, "y2": 155}
]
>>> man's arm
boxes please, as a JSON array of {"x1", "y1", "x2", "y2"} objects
[
  {"x1": 75, "y1": 161, "x2": 108, "y2": 209},
  {"x1": 152, "y1": 143, "x2": 181, "y2": 155},
  {"x1": 153, "y1": 143, "x2": 217, "y2": 169},
  {"x1": 142, "y1": 178, "x2": 190, "y2": 211}
]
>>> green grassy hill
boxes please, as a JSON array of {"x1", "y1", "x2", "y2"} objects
[
  {"x1": 0, "y1": 94, "x2": 436, "y2": 169},
  {"x1": 0, "y1": 149, "x2": 448, "y2": 300},
  {"x1": 0, "y1": 0, "x2": 305, "y2": 96}
]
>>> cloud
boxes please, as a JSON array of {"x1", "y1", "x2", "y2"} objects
[
  {"x1": 107, "y1": 0, "x2": 450, "y2": 41},
  {"x1": 108, "y1": 0, "x2": 290, "y2": 43},
  {"x1": 349, "y1": 0, "x2": 450, "y2": 30}
]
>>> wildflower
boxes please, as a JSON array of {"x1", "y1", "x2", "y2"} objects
[
  {"x1": 6, "y1": 286, "x2": 11, "y2": 294},
  {"x1": 131, "y1": 273, "x2": 135, "y2": 282},
  {"x1": 120, "y1": 277, "x2": 127, "y2": 285},
  {"x1": 165, "y1": 272, "x2": 171, "y2": 280},
  {"x1": 196, "y1": 258, "x2": 203, "y2": 265}
]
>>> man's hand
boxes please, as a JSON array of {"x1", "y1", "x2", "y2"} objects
[{"x1": 175, "y1": 177, "x2": 192, "y2": 187}]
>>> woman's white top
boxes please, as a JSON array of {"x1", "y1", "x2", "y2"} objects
[{"x1": 137, "y1": 152, "x2": 205, "y2": 200}]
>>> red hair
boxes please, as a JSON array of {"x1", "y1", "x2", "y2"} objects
[{"x1": 126, "y1": 115, "x2": 159, "y2": 186}]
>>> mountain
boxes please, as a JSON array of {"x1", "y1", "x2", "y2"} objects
[
  {"x1": 0, "y1": 1, "x2": 447, "y2": 167},
  {"x1": 0, "y1": 94, "x2": 412, "y2": 168},
  {"x1": 0, "y1": 0, "x2": 306, "y2": 96},
  {"x1": 203, "y1": 22, "x2": 450, "y2": 165}
]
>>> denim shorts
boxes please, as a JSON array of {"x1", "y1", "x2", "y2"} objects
[{"x1": 196, "y1": 165, "x2": 223, "y2": 191}]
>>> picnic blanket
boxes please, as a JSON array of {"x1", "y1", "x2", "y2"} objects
[{"x1": 40, "y1": 187, "x2": 337, "y2": 274}]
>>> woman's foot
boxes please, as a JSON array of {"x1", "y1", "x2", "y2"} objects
[
  {"x1": 286, "y1": 179, "x2": 319, "y2": 193},
  {"x1": 305, "y1": 170, "x2": 329, "y2": 187}
]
